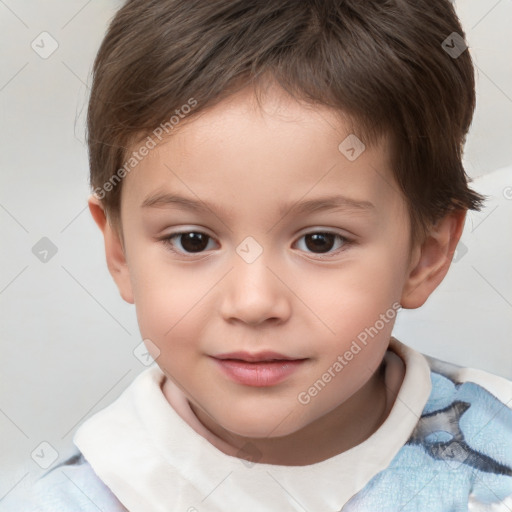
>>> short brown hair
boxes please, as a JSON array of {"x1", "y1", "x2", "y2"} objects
[{"x1": 87, "y1": 0, "x2": 485, "y2": 247}]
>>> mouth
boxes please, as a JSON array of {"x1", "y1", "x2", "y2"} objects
[
  {"x1": 212, "y1": 351, "x2": 304, "y2": 363},
  {"x1": 210, "y1": 351, "x2": 308, "y2": 387}
]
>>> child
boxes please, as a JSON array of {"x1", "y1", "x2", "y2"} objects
[{"x1": 5, "y1": 0, "x2": 512, "y2": 510}]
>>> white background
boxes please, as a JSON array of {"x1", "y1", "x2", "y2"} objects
[{"x1": 0, "y1": 0, "x2": 511, "y2": 499}]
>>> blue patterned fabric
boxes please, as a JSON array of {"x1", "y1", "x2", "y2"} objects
[{"x1": 342, "y1": 368, "x2": 512, "y2": 511}]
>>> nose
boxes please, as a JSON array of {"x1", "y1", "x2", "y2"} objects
[{"x1": 219, "y1": 250, "x2": 291, "y2": 326}]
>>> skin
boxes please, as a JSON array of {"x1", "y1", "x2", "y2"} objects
[{"x1": 88, "y1": 83, "x2": 466, "y2": 466}]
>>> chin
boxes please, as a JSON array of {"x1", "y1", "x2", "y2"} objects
[{"x1": 215, "y1": 408, "x2": 307, "y2": 439}]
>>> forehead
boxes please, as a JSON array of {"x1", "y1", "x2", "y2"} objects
[{"x1": 121, "y1": 85, "x2": 403, "y2": 222}]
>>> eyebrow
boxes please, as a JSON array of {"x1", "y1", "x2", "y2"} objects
[{"x1": 141, "y1": 192, "x2": 375, "y2": 217}]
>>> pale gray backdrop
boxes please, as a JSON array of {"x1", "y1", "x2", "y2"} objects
[{"x1": 1, "y1": 0, "x2": 511, "y2": 501}]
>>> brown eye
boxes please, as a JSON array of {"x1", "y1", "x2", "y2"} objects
[
  {"x1": 304, "y1": 233, "x2": 336, "y2": 253},
  {"x1": 163, "y1": 231, "x2": 214, "y2": 254},
  {"x1": 295, "y1": 231, "x2": 350, "y2": 258}
]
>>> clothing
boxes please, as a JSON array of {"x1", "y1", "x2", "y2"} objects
[{"x1": 2, "y1": 337, "x2": 511, "y2": 511}]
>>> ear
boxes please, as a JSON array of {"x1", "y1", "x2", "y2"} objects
[
  {"x1": 400, "y1": 209, "x2": 466, "y2": 309},
  {"x1": 87, "y1": 194, "x2": 134, "y2": 304}
]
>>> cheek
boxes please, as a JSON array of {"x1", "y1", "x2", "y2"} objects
[
  {"x1": 321, "y1": 257, "x2": 403, "y2": 330},
  {"x1": 349, "y1": 225, "x2": 410, "y2": 302},
  {"x1": 312, "y1": 246, "x2": 407, "y2": 366},
  {"x1": 129, "y1": 253, "x2": 206, "y2": 343}
]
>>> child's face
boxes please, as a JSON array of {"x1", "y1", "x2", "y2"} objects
[{"x1": 102, "y1": 85, "x2": 422, "y2": 439}]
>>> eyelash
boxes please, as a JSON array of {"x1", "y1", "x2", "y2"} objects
[{"x1": 160, "y1": 230, "x2": 353, "y2": 259}]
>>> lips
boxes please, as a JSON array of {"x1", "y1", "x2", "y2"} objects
[
  {"x1": 213, "y1": 351, "x2": 301, "y2": 363},
  {"x1": 211, "y1": 351, "x2": 307, "y2": 387}
]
